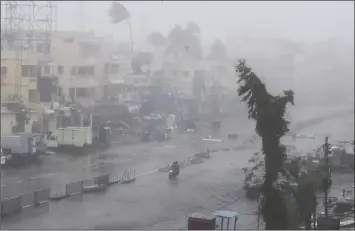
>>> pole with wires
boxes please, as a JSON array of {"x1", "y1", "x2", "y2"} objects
[{"x1": 322, "y1": 136, "x2": 332, "y2": 217}]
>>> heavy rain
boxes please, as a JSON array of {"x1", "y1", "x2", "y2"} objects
[{"x1": 0, "y1": 1, "x2": 354, "y2": 230}]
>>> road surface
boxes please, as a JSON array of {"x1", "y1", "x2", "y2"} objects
[{"x1": 1, "y1": 104, "x2": 353, "y2": 229}]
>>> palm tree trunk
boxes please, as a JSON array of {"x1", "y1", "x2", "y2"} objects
[{"x1": 127, "y1": 18, "x2": 134, "y2": 53}]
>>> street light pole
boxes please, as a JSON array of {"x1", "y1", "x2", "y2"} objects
[{"x1": 323, "y1": 136, "x2": 330, "y2": 217}]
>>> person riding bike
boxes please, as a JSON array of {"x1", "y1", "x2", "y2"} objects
[{"x1": 171, "y1": 161, "x2": 180, "y2": 175}]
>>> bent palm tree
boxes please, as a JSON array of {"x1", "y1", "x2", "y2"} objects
[{"x1": 109, "y1": 2, "x2": 133, "y2": 52}]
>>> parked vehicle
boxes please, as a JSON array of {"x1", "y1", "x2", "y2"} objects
[
  {"x1": 1, "y1": 133, "x2": 47, "y2": 161},
  {"x1": 44, "y1": 132, "x2": 58, "y2": 149},
  {"x1": 56, "y1": 127, "x2": 92, "y2": 148},
  {"x1": 330, "y1": 145, "x2": 354, "y2": 170},
  {"x1": 1, "y1": 148, "x2": 5, "y2": 165}
]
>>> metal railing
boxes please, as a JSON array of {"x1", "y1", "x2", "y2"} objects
[{"x1": 1, "y1": 169, "x2": 136, "y2": 218}]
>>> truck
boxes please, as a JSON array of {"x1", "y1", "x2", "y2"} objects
[
  {"x1": 46, "y1": 126, "x2": 93, "y2": 149},
  {"x1": 1, "y1": 148, "x2": 6, "y2": 165},
  {"x1": 0, "y1": 133, "x2": 47, "y2": 162}
]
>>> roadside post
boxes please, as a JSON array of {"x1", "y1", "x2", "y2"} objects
[{"x1": 322, "y1": 136, "x2": 332, "y2": 217}]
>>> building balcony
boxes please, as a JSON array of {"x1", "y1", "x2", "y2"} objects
[{"x1": 69, "y1": 77, "x2": 100, "y2": 89}]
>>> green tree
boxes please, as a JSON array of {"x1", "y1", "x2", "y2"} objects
[
  {"x1": 146, "y1": 32, "x2": 166, "y2": 49},
  {"x1": 185, "y1": 21, "x2": 200, "y2": 35},
  {"x1": 236, "y1": 60, "x2": 295, "y2": 229},
  {"x1": 166, "y1": 22, "x2": 202, "y2": 59},
  {"x1": 243, "y1": 152, "x2": 318, "y2": 229},
  {"x1": 209, "y1": 39, "x2": 227, "y2": 60}
]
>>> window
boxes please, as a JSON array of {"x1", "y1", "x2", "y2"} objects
[
  {"x1": 63, "y1": 37, "x2": 74, "y2": 43},
  {"x1": 110, "y1": 64, "x2": 120, "y2": 75},
  {"x1": 57, "y1": 87, "x2": 62, "y2": 97},
  {"x1": 28, "y1": 89, "x2": 39, "y2": 103},
  {"x1": 49, "y1": 135, "x2": 56, "y2": 141},
  {"x1": 1, "y1": 66, "x2": 8, "y2": 76},
  {"x1": 71, "y1": 67, "x2": 78, "y2": 75},
  {"x1": 21, "y1": 65, "x2": 38, "y2": 77},
  {"x1": 69, "y1": 88, "x2": 75, "y2": 101},
  {"x1": 76, "y1": 88, "x2": 88, "y2": 97},
  {"x1": 87, "y1": 66, "x2": 94, "y2": 75},
  {"x1": 37, "y1": 43, "x2": 50, "y2": 53},
  {"x1": 58, "y1": 66, "x2": 64, "y2": 75},
  {"x1": 78, "y1": 66, "x2": 94, "y2": 76},
  {"x1": 71, "y1": 66, "x2": 94, "y2": 76},
  {"x1": 81, "y1": 44, "x2": 100, "y2": 57},
  {"x1": 104, "y1": 63, "x2": 109, "y2": 75},
  {"x1": 43, "y1": 65, "x2": 50, "y2": 75}
]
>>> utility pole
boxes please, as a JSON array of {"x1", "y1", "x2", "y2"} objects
[
  {"x1": 257, "y1": 194, "x2": 261, "y2": 230},
  {"x1": 323, "y1": 136, "x2": 330, "y2": 217}
]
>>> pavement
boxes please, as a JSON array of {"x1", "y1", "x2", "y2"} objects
[{"x1": 0, "y1": 103, "x2": 353, "y2": 229}]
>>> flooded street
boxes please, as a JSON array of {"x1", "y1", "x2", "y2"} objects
[{"x1": 1, "y1": 105, "x2": 353, "y2": 229}]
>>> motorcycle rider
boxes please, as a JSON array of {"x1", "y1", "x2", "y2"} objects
[{"x1": 171, "y1": 161, "x2": 180, "y2": 175}]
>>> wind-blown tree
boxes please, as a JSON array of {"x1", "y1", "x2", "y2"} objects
[
  {"x1": 243, "y1": 152, "x2": 318, "y2": 229},
  {"x1": 166, "y1": 22, "x2": 202, "y2": 59},
  {"x1": 236, "y1": 60, "x2": 295, "y2": 229},
  {"x1": 185, "y1": 21, "x2": 200, "y2": 35},
  {"x1": 209, "y1": 39, "x2": 227, "y2": 60},
  {"x1": 108, "y1": 2, "x2": 133, "y2": 52},
  {"x1": 166, "y1": 25, "x2": 185, "y2": 59},
  {"x1": 146, "y1": 32, "x2": 166, "y2": 49}
]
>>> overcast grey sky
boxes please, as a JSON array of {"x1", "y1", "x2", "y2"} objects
[{"x1": 54, "y1": 1, "x2": 354, "y2": 46}]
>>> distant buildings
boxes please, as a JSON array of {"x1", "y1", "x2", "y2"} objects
[{"x1": 1, "y1": 28, "x2": 236, "y2": 135}]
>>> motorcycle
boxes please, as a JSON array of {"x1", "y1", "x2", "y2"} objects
[
  {"x1": 141, "y1": 130, "x2": 154, "y2": 142},
  {"x1": 169, "y1": 163, "x2": 179, "y2": 180},
  {"x1": 169, "y1": 169, "x2": 178, "y2": 179}
]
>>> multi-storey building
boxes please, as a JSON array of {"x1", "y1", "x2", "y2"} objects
[
  {"x1": 50, "y1": 31, "x2": 134, "y2": 106},
  {"x1": 1, "y1": 48, "x2": 43, "y2": 105}
]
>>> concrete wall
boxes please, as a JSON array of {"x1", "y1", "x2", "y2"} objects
[
  {"x1": 50, "y1": 31, "x2": 134, "y2": 104},
  {"x1": 1, "y1": 50, "x2": 39, "y2": 104},
  {"x1": 2, "y1": 30, "x2": 136, "y2": 109},
  {"x1": 0, "y1": 112, "x2": 16, "y2": 136}
]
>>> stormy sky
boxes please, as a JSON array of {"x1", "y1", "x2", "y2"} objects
[{"x1": 55, "y1": 1, "x2": 354, "y2": 46}]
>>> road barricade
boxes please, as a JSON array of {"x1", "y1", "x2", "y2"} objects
[
  {"x1": 34, "y1": 188, "x2": 50, "y2": 205},
  {"x1": 109, "y1": 174, "x2": 121, "y2": 184},
  {"x1": 94, "y1": 175, "x2": 110, "y2": 188},
  {"x1": 50, "y1": 185, "x2": 67, "y2": 201},
  {"x1": 120, "y1": 169, "x2": 136, "y2": 184},
  {"x1": 1, "y1": 196, "x2": 22, "y2": 217},
  {"x1": 82, "y1": 175, "x2": 109, "y2": 193},
  {"x1": 65, "y1": 181, "x2": 83, "y2": 196},
  {"x1": 83, "y1": 179, "x2": 102, "y2": 193},
  {"x1": 21, "y1": 192, "x2": 35, "y2": 208}
]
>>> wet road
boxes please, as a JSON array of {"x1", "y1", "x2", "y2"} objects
[
  {"x1": 1, "y1": 142, "x2": 261, "y2": 230},
  {"x1": 1, "y1": 104, "x2": 353, "y2": 229}
]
